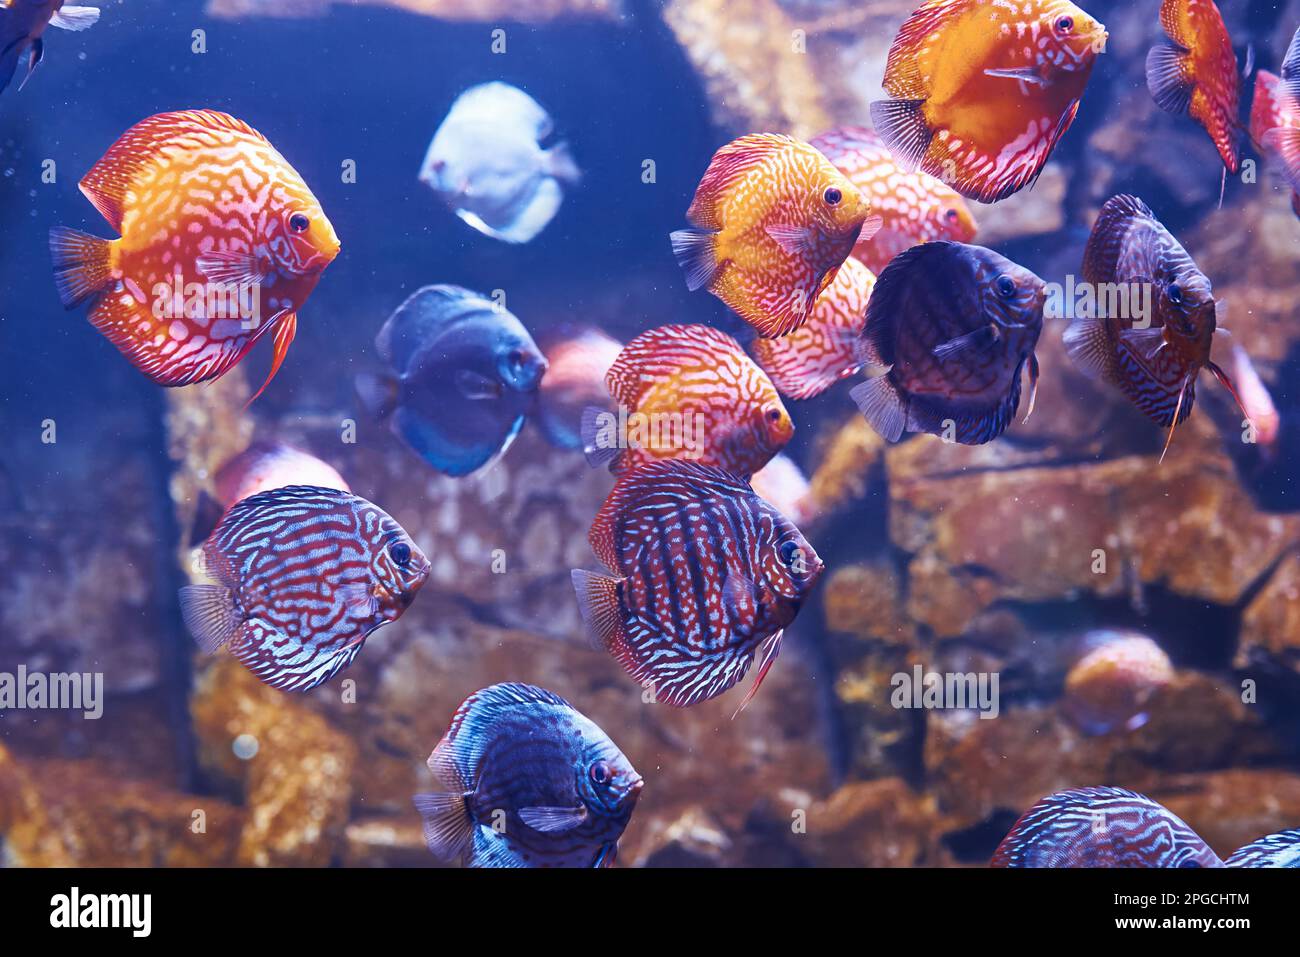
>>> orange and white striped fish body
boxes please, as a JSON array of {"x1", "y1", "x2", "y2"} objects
[
  {"x1": 810, "y1": 126, "x2": 977, "y2": 274},
  {"x1": 1147, "y1": 0, "x2": 1241, "y2": 175},
  {"x1": 671, "y1": 134, "x2": 876, "y2": 339},
  {"x1": 872, "y1": 0, "x2": 1106, "y2": 204},
  {"x1": 50, "y1": 110, "x2": 340, "y2": 403},
  {"x1": 752, "y1": 256, "x2": 876, "y2": 401},
  {"x1": 1250, "y1": 69, "x2": 1300, "y2": 217},
  {"x1": 589, "y1": 324, "x2": 793, "y2": 479}
]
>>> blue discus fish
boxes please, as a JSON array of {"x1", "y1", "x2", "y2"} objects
[
  {"x1": 1225, "y1": 829, "x2": 1300, "y2": 867},
  {"x1": 355, "y1": 285, "x2": 548, "y2": 477},
  {"x1": 991, "y1": 786, "x2": 1223, "y2": 867},
  {"x1": 413, "y1": 682, "x2": 643, "y2": 868},
  {"x1": 418, "y1": 82, "x2": 581, "y2": 244}
]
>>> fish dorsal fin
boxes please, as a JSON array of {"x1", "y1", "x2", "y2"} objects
[
  {"x1": 604, "y1": 324, "x2": 743, "y2": 408},
  {"x1": 883, "y1": 0, "x2": 970, "y2": 97},
  {"x1": 80, "y1": 110, "x2": 267, "y2": 232},
  {"x1": 1082, "y1": 194, "x2": 1154, "y2": 285},
  {"x1": 687, "y1": 134, "x2": 796, "y2": 229}
]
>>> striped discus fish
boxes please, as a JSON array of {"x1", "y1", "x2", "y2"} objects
[
  {"x1": 414, "y1": 683, "x2": 643, "y2": 868},
  {"x1": 1063, "y1": 195, "x2": 1247, "y2": 461},
  {"x1": 751, "y1": 256, "x2": 875, "y2": 401},
  {"x1": 1225, "y1": 829, "x2": 1300, "y2": 868},
  {"x1": 1250, "y1": 27, "x2": 1300, "y2": 217},
  {"x1": 1147, "y1": 0, "x2": 1241, "y2": 178},
  {"x1": 571, "y1": 460, "x2": 824, "y2": 711},
  {"x1": 50, "y1": 110, "x2": 340, "y2": 404},
  {"x1": 851, "y1": 242, "x2": 1045, "y2": 445},
  {"x1": 809, "y1": 127, "x2": 977, "y2": 275},
  {"x1": 670, "y1": 133, "x2": 877, "y2": 339},
  {"x1": 582, "y1": 324, "x2": 793, "y2": 478},
  {"x1": 180, "y1": 486, "x2": 429, "y2": 693},
  {"x1": 871, "y1": 0, "x2": 1106, "y2": 204},
  {"x1": 991, "y1": 787, "x2": 1224, "y2": 867}
]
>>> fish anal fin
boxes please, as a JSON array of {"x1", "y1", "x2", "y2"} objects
[{"x1": 732, "y1": 630, "x2": 784, "y2": 719}]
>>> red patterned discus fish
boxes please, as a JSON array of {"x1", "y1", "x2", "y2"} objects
[
  {"x1": 670, "y1": 133, "x2": 877, "y2": 339},
  {"x1": 50, "y1": 110, "x2": 340, "y2": 403},
  {"x1": 851, "y1": 242, "x2": 1045, "y2": 445},
  {"x1": 180, "y1": 486, "x2": 429, "y2": 693},
  {"x1": 1250, "y1": 27, "x2": 1300, "y2": 216},
  {"x1": 571, "y1": 460, "x2": 824, "y2": 711},
  {"x1": 809, "y1": 127, "x2": 977, "y2": 274},
  {"x1": 871, "y1": 0, "x2": 1107, "y2": 204},
  {"x1": 582, "y1": 324, "x2": 793, "y2": 479},
  {"x1": 991, "y1": 786, "x2": 1223, "y2": 867},
  {"x1": 751, "y1": 255, "x2": 875, "y2": 400},
  {"x1": 1063, "y1": 194, "x2": 1247, "y2": 461},
  {"x1": 1146, "y1": 0, "x2": 1242, "y2": 177}
]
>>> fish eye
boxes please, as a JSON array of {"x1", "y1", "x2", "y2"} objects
[
  {"x1": 767, "y1": 408, "x2": 783, "y2": 424},
  {"x1": 823, "y1": 186, "x2": 843, "y2": 206},
  {"x1": 589, "y1": 760, "x2": 611, "y2": 785},
  {"x1": 289, "y1": 213, "x2": 311, "y2": 234},
  {"x1": 1167, "y1": 282, "x2": 1183, "y2": 304},
  {"x1": 779, "y1": 540, "x2": 801, "y2": 566},
  {"x1": 996, "y1": 275, "x2": 1017, "y2": 299},
  {"x1": 1055, "y1": 15, "x2": 1074, "y2": 33},
  {"x1": 507, "y1": 349, "x2": 525, "y2": 370},
  {"x1": 945, "y1": 209, "x2": 961, "y2": 224},
  {"x1": 389, "y1": 541, "x2": 412, "y2": 568}
]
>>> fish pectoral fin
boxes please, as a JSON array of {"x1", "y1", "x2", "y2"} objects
[
  {"x1": 413, "y1": 792, "x2": 475, "y2": 863},
  {"x1": 858, "y1": 214, "x2": 884, "y2": 244},
  {"x1": 178, "y1": 584, "x2": 241, "y2": 654},
  {"x1": 983, "y1": 67, "x2": 1047, "y2": 86},
  {"x1": 850, "y1": 372, "x2": 907, "y2": 443},
  {"x1": 869, "y1": 98, "x2": 932, "y2": 174},
  {"x1": 1146, "y1": 38, "x2": 1195, "y2": 116},
  {"x1": 518, "y1": 805, "x2": 589, "y2": 833},
  {"x1": 933, "y1": 324, "x2": 998, "y2": 362},
  {"x1": 1118, "y1": 326, "x2": 1167, "y2": 362},
  {"x1": 50, "y1": 5, "x2": 102, "y2": 30},
  {"x1": 765, "y1": 222, "x2": 817, "y2": 256},
  {"x1": 454, "y1": 368, "x2": 503, "y2": 400},
  {"x1": 243, "y1": 311, "x2": 297, "y2": 408},
  {"x1": 18, "y1": 37, "x2": 41, "y2": 91},
  {"x1": 721, "y1": 573, "x2": 758, "y2": 623},
  {"x1": 570, "y1": 569, "x2": 623, "y2": 652},
  {"x1": 732, "y1": 630, "x2": 784, "y2": 719},
  {"x1": 195, "y1": 251, "x2": 270, "y2": 288},
  {"x1": 338, "y1": 582, "x2": 379, "y2": 620}
]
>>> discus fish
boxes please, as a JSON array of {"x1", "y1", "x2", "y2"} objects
[
  {"x1": 1147, "y1": 0, "x2": 1242, "y2": 178},
  {"x1": 1225, "y1": 830, "x2": 1300, "y2": 868},
  {"x1": 1062, "y1": 194, "x2": 1248, "y2": 461},
  {"x1": 670, "y1": 133, "x2": 877, "y2": 339},
  {"x1": 809, "y1": 126, "x2": 977, "y2": 274},
  {"x1": 355, "y1": 285, "x2": 548, "y2": 477},
  {"x1": 0, "y1": 1, "x2": 99, "y2": 95},
  {"x1": 180, "y1": 486, "x2": 429, "y2": 693},
  {"x1": 50, "y1": 110, "x2": 340, "y2": 404},
  {"x1": 749, "y1": 453, "x2": 818, "y2": 527},
  {"x1": 419, "y1": 82, "x2": 580, "y2": 244},
  {"x1": 535, "y1": 325, "x2": 622, "y2": 451},
  {"x1": 991, "y1": 786, "x2": 1223, "y2": 867},
  {"x1": 871, "y1": 0, "x2": 1107, "y2": 204},
  {"x1": 851, "y1": 242, "x2": 1046, "y2": 445},
  {"x1": 1062, "y1": 631, "x2": 1174, "y2": 736},
  {"x1": 1250, "y1": 27, "x2": 1300, "y2": 215},
  {"x1": 582, "y1": 324, "x2": 793, "y2": 479},
  {"x1": 413, "y1": 682, "x2": 643, "y2": 868},
  {"x1": 571, "y1": 460, "x2": 824, "y2": 711},
  {"x1": 751, "y1": 255, "x2": 875, "y2": 400}
]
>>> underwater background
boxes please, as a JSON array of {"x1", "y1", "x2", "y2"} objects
[{"x1": 0, "y1": 0, "x2": 1298, "y2": 866}]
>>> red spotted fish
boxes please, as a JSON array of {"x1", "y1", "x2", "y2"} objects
[
  {"x1": 1062, "y1": 194, "x2": 1248, "y2": 461},
  {"x1": 1062, "y1": 630, "x2": 1174, "y2": 736},
  {"x1": 50, "y1": 110, "x2": 340, "y2": 404},
  {"x1": 670, "y1": 133, "x2": 878, "y2": 339},
  {"x1": 571, "y1": 460, "x2": 824, "y2": 712},
  {"x1": 1250, "y1": 26, "x2": 1300, "y2": 217},
  {"x1": 871, "y1": 0, "x2": 1107, "y2": 204},
  {"x1": 0, "y1": 1, "x2": 99, "y2": 95},
  {"x1": 751, "y1": 255, "x2": 875, "y2": 401},
  {"x1": 180, "y1": 486, "x2": 429, "y2": 693},
  {"x1": 1226, "y1": 830, "x2": 1300, "y2": 868},
  {"x1": 582, "y1": 324, "x2": 793, "y2": 479},
  {"x1": 809, "y1": 126, "x2": 977, "y2": 274},
  {"x1": 1147, "y1": 0, "x2": 1242, "y2": 182},
  {"x1": 851, "y1": 242, "x2": 1046, "y2": 445},
  {"x1": 991, "y1": 787, "x2": 1223, "y2": 867},
  {"x1": 413, "y1": 682, "x2": 643, "y2": 868}
]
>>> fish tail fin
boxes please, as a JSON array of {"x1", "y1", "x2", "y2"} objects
[
  {"x1": 1146, "y1": 39, "x2": 1194, "y2": 116},
  {"x1": 669, "y1": 228, "x2": 720, "y2": 292},
  {"x1": 580, "y1": 405, "x2": 622, "y2": 470},
  {"x1": 570, "y1": 568, "x2": 622, "y2": 653},
  {"x1": 869, "y1": 98, "x2": 932, "y2": 173},
  {"x1": 243, "y1": 312, "x2": 297, "y2": 408},
  {"x1": 850, "y1": 373, "x2": 907, "y2": 443},
  {"x1": 1062, "y1": 317, "x2": 1116, "y2": 383},
  {"x1": 49, "y1": 226, "x2": 114, "y2": 309},
  {"x1": 178, "y1": 584, "x2": 241, "y2": 654},
  {"x1": 545, "y1": 140, "x2": 582, "y2": 185},
  {"x1": 355, "y1": 371, "x2": 400, "y2": 421},
  {"x1": 413, "y1": 792, "x2": 475, "y2": 863},
  {"x1": 187, "y1": 490, "x2": 225, "y2": 548},
  {"x1": 731, "y1": 630, "x2": 784, "y2": 719}
]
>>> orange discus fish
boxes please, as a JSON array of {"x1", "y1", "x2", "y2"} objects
[
  {"x1": 581, "y1": 324, "x2": 793, "y2": 479},
  {"x1": 871, "y1": 0, "x2": 1107, "y2": 204},
  {"x1": 751, "y1": 255, "x2": 875, "y2": 401},
  {"x1": 809, "y1": 126, "x2": 977, "y2": 274},
  {"x1": 1146, "y1": 0, "x2": 1242, "y2": 178},
  {"x1": 670, "y1": 133, "x2": 878, "y2": 339},
  {"x1": 50, "y1": 110, "x2": 340, "y2": 403}
]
